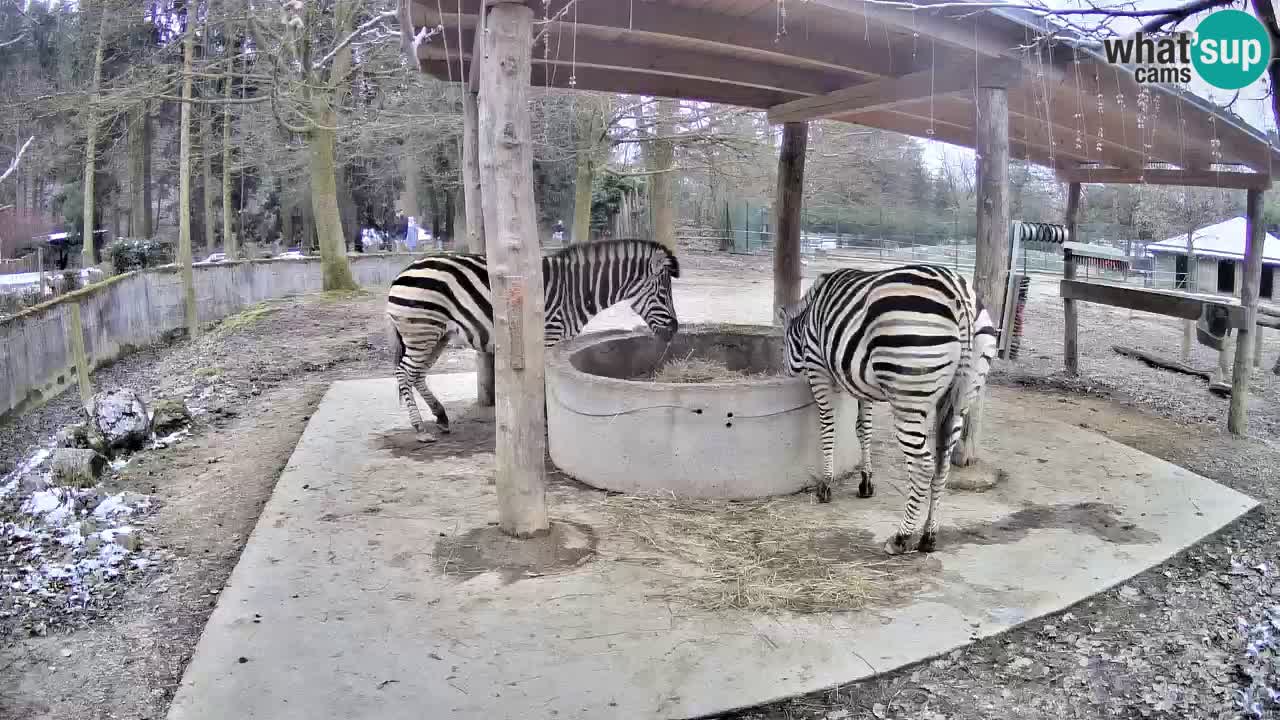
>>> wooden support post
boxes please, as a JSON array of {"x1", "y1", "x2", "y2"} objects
[
  {"x1": 955, "y1": 85, "x2": 1009, "y2": 467},
  {"x1": 1229, "y1": 188, "x2": 1265, "y2": 434},
  {"x1": 478, "y1": 0, "x2": 548, "y2": 537},
  {"x1": 461, "y1": 13, "x2": 495, "y2": 408},
  {"x1": 1062, "y1": 182, "x2": 1081, "y2": 376},
  {"x1": 1254, "y1": 324, "x2": 1265, "y2": 375},
  {"x1": 37, "y1": 247, "x2": 45, "y2": 297},
  {"x1": 66, "y1": 302, "x2": 93, "y2": 411},
  {"x1": 773, "y1": 122, "x2": 807, "y2": 321}
]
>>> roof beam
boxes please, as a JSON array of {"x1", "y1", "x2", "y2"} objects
[
  {"x1": 413, "y1": 2, "x2": 922, "y2": 82},
  {"x1": 811, "y1": 0, "x2": 1016, "y2": 58},
  {"x1": 1056, "y1": 167, "x2": 1273, "y2": 189},
  {"x1": 435, "y1": 29, "x2": 860, "y2": 100},
  {"x1": 767, "y1": 60, "x2": 1020, "y2": 124}
]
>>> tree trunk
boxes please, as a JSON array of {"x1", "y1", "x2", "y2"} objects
[
  {"x1": 128, "y1": 106, "x2": 150, "y2": 238},
  {"x1": 222, "y1": 71, "x2": 236, "y2": 257},
  {"x1": 201, "y1": 102, "x2": 216, "y2": 254},
  {"x1": 398, "y1": 146, "x2": 419, "y2": 223},
  {"x1": 177, "y1": 26, "x2": 199, "y2": 338},
  {"x1": 572, "y1": 104, "x2": 602, "y2": 243},
  {"x1": 444, "y1": 190, "x2": 455, "y2": 245},
  {"x1": 144, "y1": 106, "x2": 155, "y2": 236},
  {"x1": 307, "y1": 122, "x2": 358, "y2": 290},
  {"x1": 427, "y1": 182, "x2": 442, "y2": 245},
  {"x1": 302, "y1": 2, "x2": 359, "y2": 290},
  {"x1": 649, "y1": 99, "x2": 677, "y2": 252},
  {"x1": 81, "y1": 7, "x2": 109, "y2": 266},
  {"x1": 478, "y1": 1, "x2": 548, "y2": 538}
]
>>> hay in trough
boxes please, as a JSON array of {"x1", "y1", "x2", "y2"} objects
[
  {"x1": 596, "y1": 495, "x2": 899, "y2": 613},
  {"x1": 650, "y1": 353, "x2": 778, "y2": 384}
]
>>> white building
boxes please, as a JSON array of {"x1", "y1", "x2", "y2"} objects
[{"x1": 1147, "y1": 217, "x2": 1280, "y2": 300}]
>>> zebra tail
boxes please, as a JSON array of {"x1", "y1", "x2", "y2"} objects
[
  {"x1": 388, "y1": 319, "x2": 405, "y2": 369},
  {"x1": 934, "y1": 374, "x2": 962, "y2": 477}
]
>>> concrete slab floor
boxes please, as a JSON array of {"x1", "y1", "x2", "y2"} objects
[{"x1": 167, "y1": 373, "x2": 1257, "y2": 720}]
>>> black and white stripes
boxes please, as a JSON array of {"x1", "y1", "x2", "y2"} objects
[
  {"x1": 386, "y1": 239, "x2": 680, "y2": 440},
  {"x1": 779, "y1": 264, "x2": 999, "y2": 555}
]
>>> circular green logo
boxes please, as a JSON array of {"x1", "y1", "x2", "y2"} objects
[{"x1": 1192, "y1": 9, "x2": 1272, "y2": 90}]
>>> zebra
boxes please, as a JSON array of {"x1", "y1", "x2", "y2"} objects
[
  {"x1": 777, "y1": 264, "x2": 999, "y2": 555},
  {"x1": 386, "y1": 238, "x2": 681, "y2": 441}
]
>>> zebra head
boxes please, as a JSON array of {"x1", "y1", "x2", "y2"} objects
[
  {"x1": 777, "y1": 278, "x2": 822, "y2": 377},
  {"x1": 628, "y1": 244, "x2": 681, "y2": 343},
  {"x1": 971, "y1": 300, "x2": 1000, "y2": 390}
]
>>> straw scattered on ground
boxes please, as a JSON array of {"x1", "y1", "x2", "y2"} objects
[{"x1": 595, "y1": 494, "x2": 899, "y2": 613}]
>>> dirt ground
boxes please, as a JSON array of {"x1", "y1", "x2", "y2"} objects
[{"x1": 2, "y1": 254, "x2": 1279, "y2": 720}]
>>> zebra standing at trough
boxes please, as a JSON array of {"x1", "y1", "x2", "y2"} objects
[
  {"x1": 386, "y1": 238, "x2": 681, "y2": 441},
  {"x1": 778, "y1": 264, "x2": 999, "y2": 555}
]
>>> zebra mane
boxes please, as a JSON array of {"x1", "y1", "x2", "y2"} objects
[
  {"x1": 546, "y1": 238, "x2": 680, "y2": 278},
  {"x1": 780, "y1": 272, "x2": 827, "y2": 322}
]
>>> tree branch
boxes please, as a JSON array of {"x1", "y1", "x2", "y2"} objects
[
  {"x1": 1251, "y1": 0, "x2": 1280, "y2": 133},
  {"x1": 0, "y1": 135, "x2": 34, "y2": 184},
  {"x1": 1139, "y1": 0, "x2": 1236, "y2": 32},
  {"x1": 313, "y1": 10, "x2": 396, "y2": 71}
]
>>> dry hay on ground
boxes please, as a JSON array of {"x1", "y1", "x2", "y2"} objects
[
  {"x1": 593, "y1": 494, "x2": 899, "y2": 613},
  {"x1": 650, "y1": 355, "x2": 778, "y2": 384}
]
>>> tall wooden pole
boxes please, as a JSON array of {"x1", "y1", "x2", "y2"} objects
[
  {"x1": 773, "y1": 122, "x2": 808, "y2": 320},
  {"x1": 955, "y1": 85, "x2": 1009, "y2": 466},
  {"x1": 1062, "y1": 182, "x2": 1081, "y2": 375},
  {"x1": 1229, "y1": 188, "x2": 1265, "y2": 434},
  {"x1": 478, "y1": 0, "x2": 549, "y2": 537},
  {"x1": 463, "y1": 7, "x2": 495, "y2": 407}
]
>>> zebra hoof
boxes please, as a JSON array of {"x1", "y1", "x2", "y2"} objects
[
  {"x1": 917, "y1": 531, "x2": 937, "y2": 553},
  {"x1": 857, "y1": 470, "x2": 875, "y2": 498},
  {"x1": 436, "y1": 422, "x2": 451, "y2": 435},
  {"x1": 815, "y1": 483, "x2": 833, "y2": 504},
  {"x1": 414, "y1": 431, "x2": 438, "y2": 444},
  {"x1": 883, "y1": 533, "x2": 913, "y2": 555}
]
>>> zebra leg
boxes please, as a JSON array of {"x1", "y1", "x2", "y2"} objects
[
  {"x1": 806, "y1": 368, "x2": 838, "y2": 504},
  {"x1": 918, "y1": 412, "x2": 966, "y2": 553},
  {"x1": 412, "y1": 335, "x2": 453, "y2": 434},
  {"x1": 855, "y1": 400, "x2": 875, "y2": 498},
  {"x1": 885, "y1": 404, "x2": 934, "y2": 555},
  {"x1": 396, "y1": 327, "x2": 447, "y2": 442}
]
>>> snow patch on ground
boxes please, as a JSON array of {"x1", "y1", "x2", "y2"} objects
[{"x1": 1, "y1": 447, "x2": 158, "y2": 630}]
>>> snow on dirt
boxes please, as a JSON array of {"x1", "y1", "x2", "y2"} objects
[{"x1": 2, "y1": 457, "x2": 160, "y2": 634}]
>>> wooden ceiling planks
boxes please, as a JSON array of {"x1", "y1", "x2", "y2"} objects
[{"x1": 407, "y1": 0, "x2": 1280, "y2": 179}]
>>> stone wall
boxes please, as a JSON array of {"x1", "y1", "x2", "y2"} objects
[{"x1": 0, "y1": 254, "x2": 419, "y2": 419}]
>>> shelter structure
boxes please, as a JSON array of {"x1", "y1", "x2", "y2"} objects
[
  {"x1": 1147, "y1": 217, "x2": 1280, "y2": 299},
  {"x1": 400, "y1": 0, "x2": 1280, "y2": 532}
]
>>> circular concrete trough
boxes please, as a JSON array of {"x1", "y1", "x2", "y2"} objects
[{"x1": 546, "y1": 324, "x2": 859, "y2": 499}]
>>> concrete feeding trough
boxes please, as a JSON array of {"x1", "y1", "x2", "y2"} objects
[{"x1": 546, "y1": 324, "x2": 859, "y2": 499}]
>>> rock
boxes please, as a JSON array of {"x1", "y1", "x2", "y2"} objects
[
  {"x1": 50, "y1": 449, "x2": 107, "y2": 488},
  {"x1": 53, "y1": 423, "x2": 91, "y2": 449},
  {"x1": 90, "y1": 389, "x2": 150, "y2": 453},
  {"x1": 19, "y1": 473, "x2": 49, "y2": 494},
  {"x1": 116, "y1": 530, "x2": 142, "y2": 552},
  {"x1": 150, "y1": 398, "x2": 191, "y2": 435}
]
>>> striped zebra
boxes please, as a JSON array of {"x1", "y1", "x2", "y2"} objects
[
  {"x1": 386, "y1": 238, "x2": 681, "y2": 441},
  {"x1": 778, "y1": 264, "x2": 999, "y2": 555}
]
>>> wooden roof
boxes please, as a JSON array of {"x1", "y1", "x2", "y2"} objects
[{"x1": 405, "y1": 0, "x2": 1280, "y2": 179}]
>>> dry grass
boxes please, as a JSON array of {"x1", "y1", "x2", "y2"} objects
[
  {"x1": 595, "y1": 494, "x2": 899, "y2": 613},
  {"x1": 651, "y1": 353, "x2": 778, "y2": 384}
]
